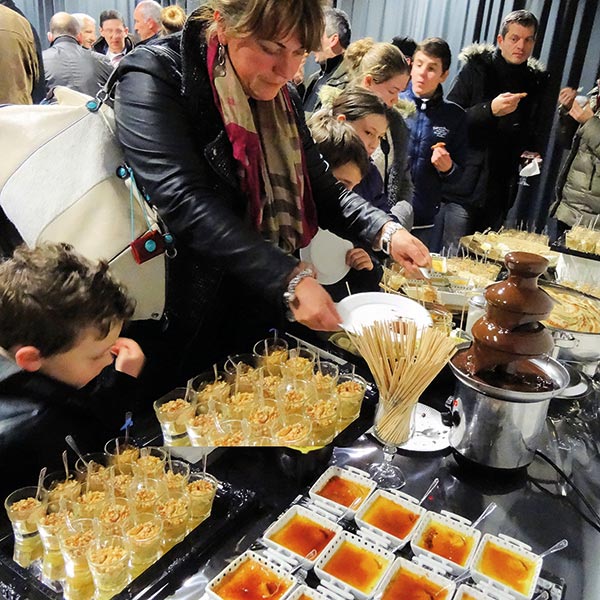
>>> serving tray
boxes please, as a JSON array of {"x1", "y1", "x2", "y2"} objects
[{"x1": 0, "y1": 478, "x2": 257, "y2": 600}]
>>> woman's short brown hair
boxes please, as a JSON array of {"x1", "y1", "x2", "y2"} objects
[
  {"x1": 197, "y1": 0, "x2": 327, "y2": 52},
  {"x1": 0, "y1": 243, "x2": 135, "y2": 356}
]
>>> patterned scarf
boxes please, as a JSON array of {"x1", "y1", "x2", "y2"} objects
[{"x1": 207, "y1": 37, "x2": 317, "y2": 253}]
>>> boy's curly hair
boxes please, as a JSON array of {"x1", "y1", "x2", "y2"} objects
[{"x1": 0, "y1": 243, "x2": 135, "y2": 356}]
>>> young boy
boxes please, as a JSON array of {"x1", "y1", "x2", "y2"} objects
[
  {"x1": 399, "y1": 37, "x2": 468, "y2": 248},
  {"x1": 0, "y1": 243, "x2": 145, "y2": 498},
  {"x1": 308, "y1": 114, "x2": 383, "y2": 299}
]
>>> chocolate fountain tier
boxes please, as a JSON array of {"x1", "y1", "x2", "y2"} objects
[
  {"x1": 464, "y1": 251, "x2": 555, "y2": 376},
  {"x1": 483, "y1": 251, "x2": 554, "y2": 329}
]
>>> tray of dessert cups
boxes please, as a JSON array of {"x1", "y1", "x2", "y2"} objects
[
  {"x1": 307, "y1": 466, "x2": 377, "y2": 519},
  {"x1": 155, "y1": 335, "x2": 371, "y2": 448},
  {"x1": 0, "y1": 440, "x2": 256, "y2": 600},
  {"x1": 199, "y1": 461, "x2": 566, "y2": 600}
]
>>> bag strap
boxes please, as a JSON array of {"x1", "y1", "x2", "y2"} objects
[{"x1": 86, "y1": 67, "x2": 121, "y2": 113}]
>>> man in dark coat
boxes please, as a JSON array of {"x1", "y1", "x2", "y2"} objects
[
  {"x1": 43, "y1": 12, "x2": 112, "y2": 97},
  {"x1": 92, "y1": 9, "x2": 134, "y2": 68},
  {"x1": 302, "y1": 7, "x2": 351, "y2": 113},
  {"x1": 443, "y1": 10, "x2": 550, "y2": 234}
]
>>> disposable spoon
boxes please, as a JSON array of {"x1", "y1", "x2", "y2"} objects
[
  {"x1": 470, "y1": 502, "x2": 497, "y2": 528},
  {"x1": 418, "y1": 478, "x2": 439, "y2": 505},
  {"x1": 65, "y1": 434, "x2": 88, "y2": 467},
  {"x1": 434, "y1": 569, "x2": 471, "y2": 598},
  {"x1": 539, "y1": 538, "x2": 568, "y2": 559},
  {"x1": 36, "y1": 466, "x2": 47, "y2": 500}
]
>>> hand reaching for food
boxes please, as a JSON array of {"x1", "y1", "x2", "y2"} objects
[
  {"x1": 290, "y1": 276, "x2": 342, "y2": 331},
  {"x1": 345, "y1": 247, "x2": 373, "y2": 271}
]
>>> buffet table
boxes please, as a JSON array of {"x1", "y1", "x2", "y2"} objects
[
  {"x1": 158, "y1": 359, "x2": 600, "y2": 600},
  {"x1": 1, "y1": 332, "x2": 599, "y2": 600}
]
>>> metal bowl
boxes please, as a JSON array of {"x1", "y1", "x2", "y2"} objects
[{"x1": 449, "y1": 356, "x2": 569, "y2": 402}]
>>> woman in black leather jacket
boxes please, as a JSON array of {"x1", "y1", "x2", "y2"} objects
[{"x1": 114, "y1": 0, "x2": 429, "y2": 391}]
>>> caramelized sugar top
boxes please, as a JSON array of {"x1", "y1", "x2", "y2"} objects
[
  {"x1": 362, "y1": 496, "x2": 420, "y2": 539},
  {"x1": 269, "y1": 514, "x2": 335, "y2": 559},
  {"x1": 322, "y1": 540, "x2": 389, "y2": 593},
  {"x1": 316, "y1": 475, "x2": 370, "y2": 509},
  {"x1": 478, "y1": 541, "x2": 536, "y2": 595},
  {"x1": 416, "y1": 520, "x2": 475, "y2": 566},
  {"x1": 212, "y1": 558, "x2": 290, "y2": 600},
  {"x1": 381, "y1": 566, "x2": 448, "y2": 600}
]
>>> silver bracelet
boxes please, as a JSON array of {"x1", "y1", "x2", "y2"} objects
[
  {"x1": 380, "y1": 222, "x2": 404, "y2": 255},
  {"x1": 283, "y1": 267, "x2": 315, "y2": 313}
]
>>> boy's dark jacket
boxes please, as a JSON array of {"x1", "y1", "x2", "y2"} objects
[{"x1": 0, "y1": 352, "x2": 138, "y2": 500}]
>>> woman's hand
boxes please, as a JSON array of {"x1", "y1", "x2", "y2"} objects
[
  {"x1": 290, "y1": 277, "x2": 342, "y2": 331},
  {"x1": 345, "y1": 247, "x2": 373, "y2": 271},
  {"x1": 390, "y1": 228, "x2": 431, "y2": 277},
  {"x1": 569, "y1": 99, "x2": 594, "y2": 124},
  {"x1": 112, "y1": 338, "x2": 146, "y2": 378}
]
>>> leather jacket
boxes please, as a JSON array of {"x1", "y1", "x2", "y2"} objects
[{"x1": 113, "y1": 15, "x2": 390, "y2": 321}]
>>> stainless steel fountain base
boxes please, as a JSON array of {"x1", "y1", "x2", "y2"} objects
[{"x1": 448, "y1": 358, "x2": 569, "y2": 470}]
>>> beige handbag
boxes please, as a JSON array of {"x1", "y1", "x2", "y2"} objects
[{"x1": 0, "y1": 85, "x2": 168, "y2": 320}]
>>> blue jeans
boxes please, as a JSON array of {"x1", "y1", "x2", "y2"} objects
[{"x1": 431, "y1": 203, "x2": 472, "y2": 253}]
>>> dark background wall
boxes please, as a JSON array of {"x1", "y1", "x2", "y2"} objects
[{"x1": 15, "y1": 0, "x2": 600, "y2": 233}]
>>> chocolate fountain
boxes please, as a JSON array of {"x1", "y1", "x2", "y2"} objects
[{"x1": 448, "y1": 252, "x2": 569, "y2": 470}]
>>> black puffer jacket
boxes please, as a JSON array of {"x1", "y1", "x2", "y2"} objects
[
  {"x1": 114, "y1": 20, "x2": 389, "y2": 318},
  {"x1": 444, "y1": 44, "x2": 550, "y2": 210},
  {"x1": 0, "y1": 352, "x2": 138, "y2": 500}
]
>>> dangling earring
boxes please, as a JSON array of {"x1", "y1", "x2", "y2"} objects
[{"x1": 215, "y1": 43, "x2": 227, "y2": 77}]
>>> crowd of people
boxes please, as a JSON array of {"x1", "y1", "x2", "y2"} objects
[{"x1": 0, "y1": 0, "x2": 599, "y2": 488}]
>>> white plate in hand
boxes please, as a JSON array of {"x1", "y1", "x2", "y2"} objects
[
  {"x1": 336, "y1": 292, "x2": 432, "y2": 333},
  {"x1": 300, "y1": 228, "x2": 354, "y2": 285}
]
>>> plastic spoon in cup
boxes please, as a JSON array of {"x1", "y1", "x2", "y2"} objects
[
  {"x1": 61, "y1": 450, "x2": 70, "y2": 481},
  {"x1": 65, "y1": 435, "x2": 88, "y2": 468},
  {"x1": 533, "y1": 592, "x2": 549, "y2": 600},
  {"x1": 539, "y1": 538, "x2": 568, "y2": 559},
  {"x1": 419, "y1": 478, "x2": 439, "y2": 505},
  {"x1": 471, "y1": 501, "x2": 497, "y2": 529},
  {"x1": 36, "y1": 466, "x2": 47, "y2": 501}
]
